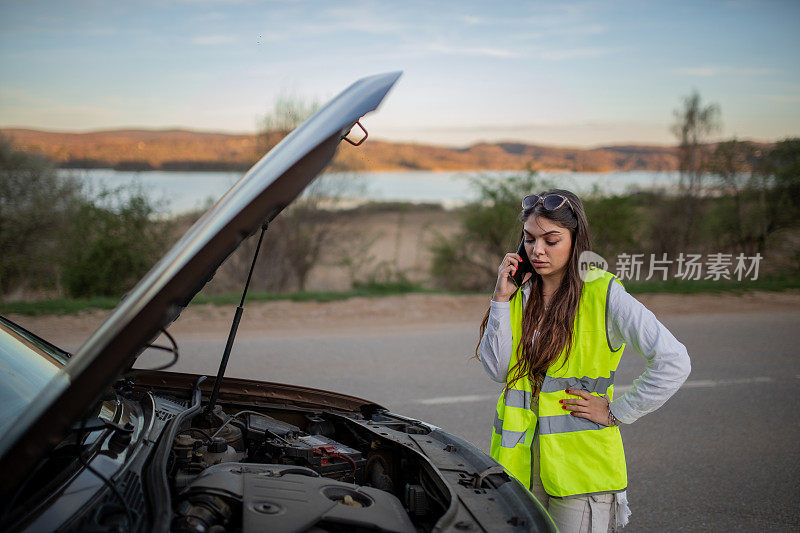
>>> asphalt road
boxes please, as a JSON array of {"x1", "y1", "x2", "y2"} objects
[{"x1": 137, "y1": 309, "x2": 800, "y2": 532}]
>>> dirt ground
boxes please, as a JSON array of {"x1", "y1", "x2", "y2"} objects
[{"x1": 10, "y1": 290, "x2": 800, "y2": 348}]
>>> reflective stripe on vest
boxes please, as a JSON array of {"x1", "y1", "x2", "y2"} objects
[{"x1": 489, "y1": 267, "x2": 628, "y2": 497}]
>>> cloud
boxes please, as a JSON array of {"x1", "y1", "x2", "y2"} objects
[
  {"x1": 460, "y1": 15, "x2": 484, "y2": 25},
  {"x1": 315, "y1": 5, "x2": 410, "y2": 36},
  {"x1": 554, "y1": 23, "x2": 607, "y2": 36},
  {"x1": 85, "y1": 26, "x2": 118, "y2": 36},
  {"x1": 512, "y1": 2, "x2": 606, "y2": 32},
  {"x1": 426, "y1": 43, "x2": 521, "y2": 58},
  {"x1": 190, "y1": 34, "x2": 236, "y2": 45},
  {"x1": 190, "y1": 11, "x2": 226, "y2": 22},
  {"x1": 539, "y1": 47, "x2": 613, "y2": 61},
  {"x1": 176, "y1": 0, "x2": 293, "y2": 4},
  {"x1": 723, "y1": 0, "x2": 764, "y2": 8},
  {"x1": 673, "y1": 66, "x2": 775, "y2": 77}
]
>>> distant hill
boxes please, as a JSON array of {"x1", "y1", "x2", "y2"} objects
[{"x1": 1, "y1": 127, "x2": 682, "y2": 172}]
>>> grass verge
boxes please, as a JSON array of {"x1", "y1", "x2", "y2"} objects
[
  {"x1": 0, "y1": 281, "x2": 436, "y2": 316},
  {"x1": 0, "y1": 297, "x2": 122, "y2": 316}
]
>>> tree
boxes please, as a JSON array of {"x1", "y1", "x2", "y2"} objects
[
  {"x1": 244, "y1": 95, "x2": 377, "y2": 292},
  {"x1": 706, "y1": 139, "x2": 760, "y2": 252},
  {"x1": 582, "y1": 193, "x2": 639, "y2": 262},
  {"x1": 0, "y1": 136, "x2": 82, "y2": 296},
  {"x1": 430, "y1": 172, "x2": 553, "y2": 291},
  {"x1": 671, "y1": 90, "x2": 720, "y2": 248},
  {"x1": 755, "y1": 138, "x2": 800, "y2": 261},
  {"x1": 60, "y1": 185, "x2": 172, "y2": 298},
  {"x1": 761, "y1": 138, "x2": 800, "y2": 228},
  {"x1": 705, "y1": 137, "x2": 800, "y2": 258},
  {"x1": 257, "y1": 94, "x2": 320, "y2": 154}
]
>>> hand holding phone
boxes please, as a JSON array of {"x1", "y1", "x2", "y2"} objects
[{"x1": 511, "y1": 237, "x2": 533, "y2": 287}]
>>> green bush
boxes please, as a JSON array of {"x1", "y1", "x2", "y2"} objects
[
  {"x1": 1, "y1": 136, "x2": 173, "y2": 298},
  {"x1": 762, "y1": 138, "x2": 800, "y2": 231},
  {"x1": 352, "y1": 261, "x2": 418, "y2": 293},
  {"x1": 0, "y1": 136, "x2": 82, "y2": 295},
  {"x1": 430, "y1": 172, "x2": 553, "y2": 291},
  {"x1": 60, "y1": 186, "x2": 171, "y2": 298},
  {"x1": 582, "y1": 193, "x2": 640, "y2": 260}
]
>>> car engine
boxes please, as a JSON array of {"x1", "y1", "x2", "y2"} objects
[
  {"x1": 163, "y1": 402, "x2": 440, "y2": 533},
  {"x1": 4, "y1": 384, "x2": 545, "y2": 533}
]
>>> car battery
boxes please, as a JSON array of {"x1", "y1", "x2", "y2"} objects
[{"x1": 261, "y1": 434, "x2": 366, "y2": 484}]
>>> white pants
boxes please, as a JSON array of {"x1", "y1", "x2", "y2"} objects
[{"x1": 530, "y1": 429, "x2": 619, "y2": 533}]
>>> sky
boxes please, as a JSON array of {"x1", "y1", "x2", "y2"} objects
[{"x1": 1, "y1": 0, "x2": 798, "y2": 148}]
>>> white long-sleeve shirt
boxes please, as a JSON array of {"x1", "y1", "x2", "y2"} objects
[{"x1": 479, "y1": 280, "x2": 691, "y2": 424}]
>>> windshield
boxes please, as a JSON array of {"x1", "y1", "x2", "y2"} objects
[{"x1": 0, "y1": 317, "x2": 69, "y2": 433}]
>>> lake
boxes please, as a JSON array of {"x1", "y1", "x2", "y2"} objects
[{"x1": 58, "y1": 168, "x2": 682, "y2": 215}]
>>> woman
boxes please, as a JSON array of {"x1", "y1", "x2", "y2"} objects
[{"x1": 477, "y1": 189, "x2": 691, "y2": 532}]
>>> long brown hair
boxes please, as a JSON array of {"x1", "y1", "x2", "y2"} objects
[{"x1": 475, "y1": 189, "x2": 593, "y2": 395}]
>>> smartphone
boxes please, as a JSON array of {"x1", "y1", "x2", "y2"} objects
[{"x1": 511, "y1": 237, "x2": 533, "y2": 287}]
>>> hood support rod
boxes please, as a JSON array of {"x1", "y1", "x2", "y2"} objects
[{"x1": 205, "y1": 220, "x2": 269, "y2": 415}]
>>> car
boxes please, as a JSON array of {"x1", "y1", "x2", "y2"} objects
[{"x1": 0, "y1": 72, "x2": 556, "y2": 533}]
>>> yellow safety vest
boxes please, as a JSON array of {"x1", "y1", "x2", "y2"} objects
[{"x1": 489, "y1": 267, "x2": 627, "y2": 497}]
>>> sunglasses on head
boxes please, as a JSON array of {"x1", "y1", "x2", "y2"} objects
[{"x1": 521, "y1": 193, "x2": 574, "y2": 212}]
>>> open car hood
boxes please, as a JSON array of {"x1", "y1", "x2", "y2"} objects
[{"x1": 0, "y1": 71, "x2": 402, "y2": 490}]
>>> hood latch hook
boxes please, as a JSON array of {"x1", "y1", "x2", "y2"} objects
[{"x1": 343, "y1": 120, "x2": 368, "y2": 146}]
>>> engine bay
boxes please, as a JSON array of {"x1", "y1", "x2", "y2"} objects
[
  {"x1": 3, "y1": 379, "x2": 546, "y2": 533},
  {"x1": 165, "y1": 399, "x2": 444, "y2": 533}
]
